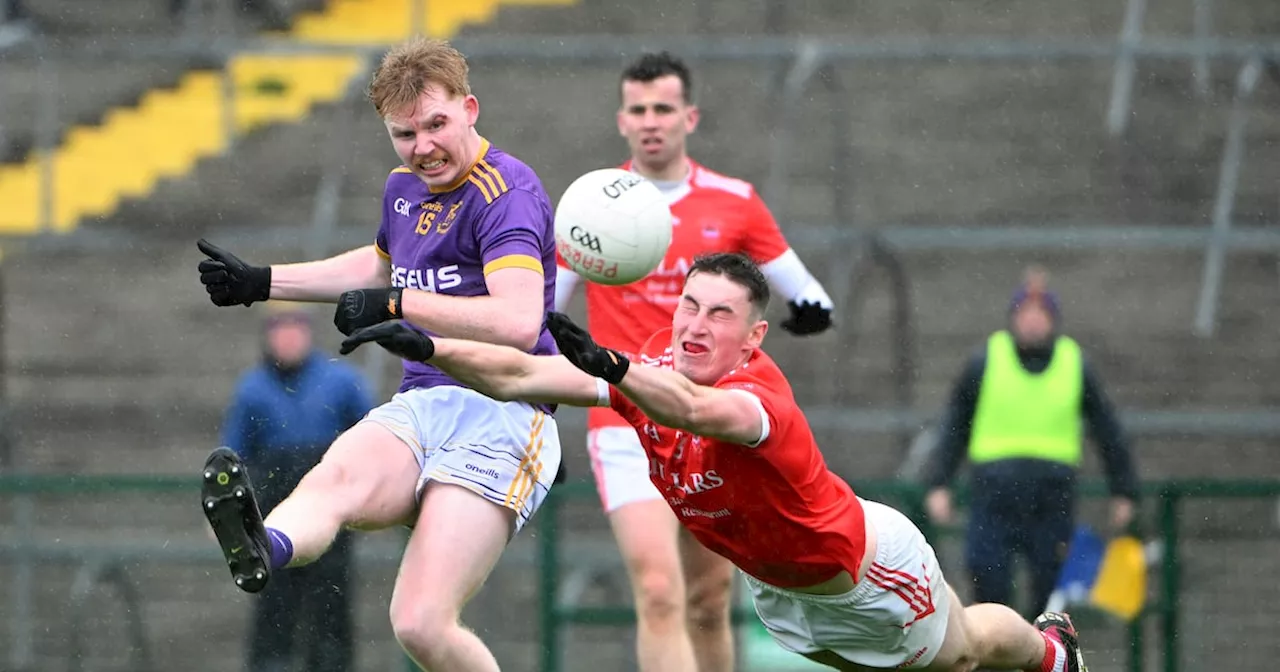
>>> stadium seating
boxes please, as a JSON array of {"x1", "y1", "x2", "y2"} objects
[
  {"x1": 290, "y1": 0, "x2": 576, "y2": 44},
  {"x1": 2, "y1": 0, "x2": 1279, "y2": 670},
  {"x1": 0, "y1": 0, "x2": 577, "y2": 234}
]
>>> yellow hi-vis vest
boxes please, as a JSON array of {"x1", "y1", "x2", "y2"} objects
[{"x1": 968, "y1": 330, "x2": 1084, "y2": 466}]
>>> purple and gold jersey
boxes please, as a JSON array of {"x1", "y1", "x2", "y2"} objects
[{"x1": 375, "y1": 137, "x2": 558, "y2": 394}]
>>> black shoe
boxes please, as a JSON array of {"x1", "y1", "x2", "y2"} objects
[
  {"x1": 1034, "y1": 611, "x2": 1087, "y2": 672},
  {"x1": 201, "y1": 447, "x2": 271, "y2": 593}
]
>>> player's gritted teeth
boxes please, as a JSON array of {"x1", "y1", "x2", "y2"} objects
[{"x1": 417, "y1": 156, "x2": 449, "y2": 177}]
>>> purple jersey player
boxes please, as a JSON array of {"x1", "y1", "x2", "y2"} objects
[
  {"x1": 195, "y1": 37, "x2": 562, "y2": 672},
  {"x1": 374, "y1": 138, "x2": 559, "y2": 394}
]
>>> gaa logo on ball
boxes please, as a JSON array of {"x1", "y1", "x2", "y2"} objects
[
  {"x1": 568, "y1": 225, "x2": 603, "y2": 254},
  {"x1": 554, "y1": 168, "x2": 673, "y2": 286}
]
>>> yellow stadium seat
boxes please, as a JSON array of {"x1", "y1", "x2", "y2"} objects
[
  {"x1": 0, "y1": 162, "x2": 41, "y2": 234},
  {"x1": 0, "y1": 0, "x2": 578, "y2": 235}
]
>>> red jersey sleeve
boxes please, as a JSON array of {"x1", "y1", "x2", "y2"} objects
[
  {"x1": 715, "y1": 368, "x2": 794, "y2": 448},
  {"x1": 738, "y1": 192, "x2": 791, "y2": 264}
]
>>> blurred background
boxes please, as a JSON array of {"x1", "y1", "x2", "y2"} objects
[{"x1": 0, "y1": 0, "x2": 1278, "y2": 670}]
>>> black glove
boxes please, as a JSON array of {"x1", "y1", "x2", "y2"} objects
[
  {"x1": 334, "y1": 287, "x2": 403, "y2": 336},
  {"x1": 781, "y1": 300, "x2": 832, "y2": 336},
  {"x1": 197, "y1": 239, "x2": 271, "y2": 307},
  {"x1": 338, "y1": 321, "x2": 434, "y2": 361},
  {"x1": 547, "y1": 311, "x2": 629, "y2": 384}
]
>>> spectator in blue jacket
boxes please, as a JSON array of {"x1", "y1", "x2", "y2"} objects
[{"x1": 222, "y1": 303, "x2": 375, "y2": 672}]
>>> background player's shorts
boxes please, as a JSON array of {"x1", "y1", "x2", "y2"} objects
[
  {"x1": 360, "y1": 385, "x2": 561, "y2": 535},
  {"x1": 587, "y1": 426, "x2": 664, "y2": 513},
  {"x1": 745, "y1": 498, "x2": 951, "y2": 669}
]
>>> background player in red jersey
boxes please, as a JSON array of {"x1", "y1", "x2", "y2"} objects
[
  {"x1": 554, "y1": 51, "x2": 835, "y2": 671},
  {"x1": 340, "y1": 253, "x2": 1089, "y2": 672}
]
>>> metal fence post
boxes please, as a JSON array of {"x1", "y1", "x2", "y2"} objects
[
  {"x1": 66, "y1": 562, "x2": 154, "y2": 672},
  {"x1": 1128, "y1": 613, "x2": 1144, "y2": 672},
  {"x1": 1159, "y1": 487, "x2": 1181, "y2": 672},
  {"x1": 1107, "y1": 0, "x2": 1148, "y2": 136},
  {"x1": 221, "y1": 62, "x2": 237, "y2": 154},
  {"x1": 826, "y1": 235, "x2": 917, "y2": 451},
  {"x1": 7, "y1": 490, "x2": 33, "y2": 671},
  {"x1": 1190, "y1": 0, "x2": 1215, "y2": 97},
  {"x1": 36, "y1": 34, "x2": 58, "y2": 233},
  {"x1": 539, "y1": 491, "x2": 563, "y2": 672},
  {"x1": 762, "y1": 40, "x2": 823, "y2": 212},
  {"x1": 821, "y1": 62, "x2": 852, "y2": 223},
  {"x1": 0, "y1": 248, "x2": 33, "y2": 672},
  {"x1": 1193, "y1": 57, "x2": 1261, "y2": 338}
]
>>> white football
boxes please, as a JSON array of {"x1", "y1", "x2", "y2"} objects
[{"x1": 554, "y1": 168, "x2": 673, "y2": 286}]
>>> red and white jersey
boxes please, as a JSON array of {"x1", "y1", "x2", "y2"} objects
[
  {"x1": 558, "y1": 159, "x2": 793, "y2": 431},
  {"x1": 606, "y1": 328, "x2": 867, "y2": 589}
]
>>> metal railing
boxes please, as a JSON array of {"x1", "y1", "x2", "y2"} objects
[
  {"x1": 536, "y1": 478, "x2": 1280, "y2": 672},
  {"x1": 828, "y1": 233, "x2": 917, "y2": 451},
  {"x1": 4, "y1": 29, "x2": 1278, "y2": 334},
  {"x1": 66, "y1": 561, "x2": 154, "y2": 672},
  {"x1": 1193, "y1": 57, "x2": 1265, "y2": 338},
  {"x1": 7, "y1": 474, "x2": 1277, "y2": 672},
  {"x1": 0, "y1": 475, "x2": 415, "y2": 672}
]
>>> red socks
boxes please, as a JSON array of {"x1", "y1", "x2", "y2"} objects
[{"x1": 1033, "y1": 631, "x2": 1066, "y2": 672}]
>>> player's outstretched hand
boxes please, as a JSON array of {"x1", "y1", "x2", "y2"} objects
[
  {"x1": 334, "y1": 287, "x2": 403, "y2": 336},
  {"x1": 781, "y1": 300, "x2": 833, "y2": 336},
  {"x1": 339, "y1": 321, "x2": 434, "y2": 361},
  {"x1": 197, "y1": 239, "x2": 271, "y2": 307},
  {"x1": 547, "y1": 312, "x2": 629, "y2": 384}
]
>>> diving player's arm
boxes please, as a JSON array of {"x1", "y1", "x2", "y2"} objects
[
  {"x1": 429, "y1": 338, "x2": 604, "y2": 407},
  {"x1": 270, "y1": 246, "x2": 391, "y2": 302},
  {"x1": 546, "y1": 311, "x2": 768, "y2": 446},
  {"x1": 614, "y1": 365, "x2": 767, "y2": 447},
  {"x1": 399, "y1": 265, "x2": 544, "y2": 351}
]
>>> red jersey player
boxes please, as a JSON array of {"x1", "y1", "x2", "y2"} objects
[
  {"x1": 554, "y1": 52, "x2": 834, "y2": 671},
  {"x1": 339, "y1": 252, "x2": 1089, "y2": 672}
]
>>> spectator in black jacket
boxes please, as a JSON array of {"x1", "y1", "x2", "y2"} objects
[{"x1": 923, "y1": 267, "x2": 1138, "y2": 618}]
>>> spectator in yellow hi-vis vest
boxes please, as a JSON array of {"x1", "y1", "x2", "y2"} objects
[{"x1": 923, "y1": 267, "x2": 1138, "y2": 618}]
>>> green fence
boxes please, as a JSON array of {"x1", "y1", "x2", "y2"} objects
[
  {"x1": 3, "y1": 475, "x2": 1279, "y2": 672},
  {"x1": 535, "y1": 478, "x2": 1280, "y2": 672}
]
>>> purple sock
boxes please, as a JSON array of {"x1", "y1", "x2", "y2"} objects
[{"x1": 265, "y1": 527, "x2": 293, "y2": 571}]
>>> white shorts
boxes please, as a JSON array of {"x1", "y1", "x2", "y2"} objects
[
  {"x1": 360, "y1": 386, "x2": 561, "y2": 535},
  {"x1": 587, "y1": 426, "x2": 664, "y2": 513},
  {"x1": 746, "y1": 499, "x2": 951, "y2": 670}
]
